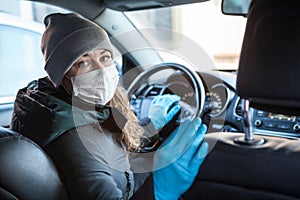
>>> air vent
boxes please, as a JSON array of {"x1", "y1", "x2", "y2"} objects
[{"x1": 235, "y1": 98, "x2": 244, "y2": 117}]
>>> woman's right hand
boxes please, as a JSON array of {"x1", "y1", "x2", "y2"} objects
[
  {"x1": 148, "y1": 94, "x2": 181, "y2": 130},
  {"x1": 152, "y1": 117, "x2": 209, "y2": 200}
]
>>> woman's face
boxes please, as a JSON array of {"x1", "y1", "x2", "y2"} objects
[
  {"x1": 66, "y1": 49, "x2": 113, "y2": 77},
  {"x1": 62, "y1": 49, "x2": 114, "y2": 94}
]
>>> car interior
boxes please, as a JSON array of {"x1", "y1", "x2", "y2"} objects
[{"x1": 1, "y1": 0, "x2": 300, "y2": 199}]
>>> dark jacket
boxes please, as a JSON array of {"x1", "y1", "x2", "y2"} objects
[{"x1": 11, "y1": 77, "x2": 154, "y2": 200}]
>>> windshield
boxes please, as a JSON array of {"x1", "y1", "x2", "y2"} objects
[{"x1": 125, "y1": 0, "x2": 246, "y2": 70}]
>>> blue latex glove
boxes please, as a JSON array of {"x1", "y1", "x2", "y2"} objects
[
  {"x1": 148, "y1": 94, "x2": 181, "y2": 130},
  {"x1": 153, "y1": 117, "x2": 209, "y2": 200}
]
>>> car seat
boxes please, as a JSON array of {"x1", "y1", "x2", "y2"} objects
[
  {"x1": 0, "y1": 126, "x2": 68, "y2": 200},
  {"x1": 184, "y1": 0, "x2": 300, "y2": 199}
]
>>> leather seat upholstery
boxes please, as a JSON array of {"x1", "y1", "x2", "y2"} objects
[{"x1": 0, "y1": 126, "x2": 68, "y2": 200}]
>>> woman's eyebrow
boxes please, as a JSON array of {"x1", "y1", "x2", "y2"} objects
[
  {"x1": 82, "y1": 50, "x2": 110, "y2": 57},
  {"x1": 99, "y1": 50, "x2": 111, "y2": 55}
]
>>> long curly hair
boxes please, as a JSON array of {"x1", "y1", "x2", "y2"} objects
[{"x1": 110, "y1": 86, "x2": 144, "y2": 150}]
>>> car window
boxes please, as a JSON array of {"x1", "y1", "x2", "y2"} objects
[{"x1": 0, "y1": 24, "x2": 44, "y2": 98}]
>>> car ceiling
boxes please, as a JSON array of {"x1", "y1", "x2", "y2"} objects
[{"x1": 31, "y1": 0, "x2": 209, "y2": 20}]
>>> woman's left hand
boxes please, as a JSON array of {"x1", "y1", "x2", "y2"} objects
[{"x1": 152, "y1": 117, "x2": 209, "y2": 200}]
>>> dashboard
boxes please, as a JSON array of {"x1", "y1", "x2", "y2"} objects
[{"x1": 129, "y1": 67, "x2": 300, "y2": 140}]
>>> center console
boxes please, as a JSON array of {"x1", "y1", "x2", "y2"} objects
[{"x1": 252, "y1": 109, "x2": 300, "y2": 138}]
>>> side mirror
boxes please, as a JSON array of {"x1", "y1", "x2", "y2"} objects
[{"x1": 222, "y1": 0, "x2": 251, "y2": 16}]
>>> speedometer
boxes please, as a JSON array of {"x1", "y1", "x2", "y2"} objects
[
  {"x1": 207, "y1": 83, "x2": 230, "y2": 117},
  {"x1": 208, "y1": 91, "x2": 223, "y2": 116}
]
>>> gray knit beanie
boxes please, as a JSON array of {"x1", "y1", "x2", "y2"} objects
[{"x1": 41, "y1": 13, "x2": 113, "y2": 88}]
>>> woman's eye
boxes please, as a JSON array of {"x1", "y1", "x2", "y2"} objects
[
  {"x1": 100, "y1": 55, "x2": 112, "y2": 63},
  {"x1": 78, "y1": 60, "x2": 90, "y2": 68}
]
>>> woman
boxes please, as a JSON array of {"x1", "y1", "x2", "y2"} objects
[{"x1": 11, "y1": 13, "x2": 208, "y2": 199}]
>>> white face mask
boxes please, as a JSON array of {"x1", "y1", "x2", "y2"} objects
[{"x1": 69, "y1": 63, "x2": 119, "y2": 105}]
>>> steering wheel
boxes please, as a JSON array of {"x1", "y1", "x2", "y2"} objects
[
  {"x1": 127, "y1": 63, "x2": 206, "y2": 151},
  {"x1": 127, "y1": 62, "x2": 206, "y2": 122}
]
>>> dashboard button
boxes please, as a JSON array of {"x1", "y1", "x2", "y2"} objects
[
  {"x1": 254, "y1": 120, "x2": 262, "y2": 127},
  {"x1": 264, "y1": 122, "x2": 278, "y2": 128},
  {"x1": 256, "y1": 110, "x2": 267, "y2": 117},
  {"x1": 278, "y1": 124, "x2": 290, "y2": 130},
  {"x1": 293, "y1": 123, "x2": 300, "y2": 131}
]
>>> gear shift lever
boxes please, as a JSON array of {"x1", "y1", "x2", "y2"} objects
[{"x1": 234, "y1": 99, "x2": 265, "y2": 145}]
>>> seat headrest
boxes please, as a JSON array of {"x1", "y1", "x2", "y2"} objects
[{"x1": 237, "y1": 0, "x2": 300, "y2": 115}]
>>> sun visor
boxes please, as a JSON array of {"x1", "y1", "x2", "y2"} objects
[{"x1": 104, "y1": 0, "x2": 210, "y2": 11}]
